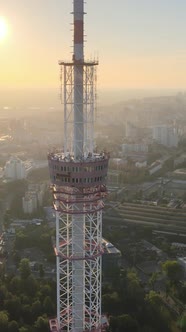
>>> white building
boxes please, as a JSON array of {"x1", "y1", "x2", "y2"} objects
[
  {"x1": 152, "y1": 125, "x2": 178, "y2": 148},
  {"x1": 148, "y1": 161, "x2": 162, "y2": 175},
  {"x1": 135, "y1": 160, "x2": 147, "y2": 168},
  {"x1": 22, "y1": 192, "x2": 38, "y2": 214},
  {"x1": 122, "y1": 143, "x2": 148, "y2": 154},
  {"x1": 22, "y1": 185, "x2": 45, "y2": 214},
  {"x1": 4, "y1": 156, "x2": 26, "y2": 181},
  {"x1": 22, "y1": 196, "x2": 35, "y2": 214}
]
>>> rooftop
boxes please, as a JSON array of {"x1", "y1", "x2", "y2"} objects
[{"x1": 102, "y1": 238, "x2": 121, "y2": 255}]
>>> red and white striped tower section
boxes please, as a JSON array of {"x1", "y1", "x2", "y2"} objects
[{"x1": 48, "y1": 1, "x2": 109, "y2": 331}]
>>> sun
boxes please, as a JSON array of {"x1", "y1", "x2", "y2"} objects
[{"x1": 0, "y1": 17, "x2": 8, "y2": 42}]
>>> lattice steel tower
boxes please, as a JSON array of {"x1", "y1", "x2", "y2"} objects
[{"x1": 48, "y1": 1, "x2": 109, "y2": 331}]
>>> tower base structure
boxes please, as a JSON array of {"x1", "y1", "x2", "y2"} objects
[{"x1": 49, "y1": 315, "x2": 109, "y2": 332}]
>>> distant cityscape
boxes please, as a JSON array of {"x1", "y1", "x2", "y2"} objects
[{"x1": 1, "y1": 91, "x2": 186, "y2": 215}]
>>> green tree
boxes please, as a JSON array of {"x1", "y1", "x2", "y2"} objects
[
  {"x1": 145, "y1": 291, "x2": 171, "y2": 332},
  {"x1": 9, "y1": 276, "x2": 21, "y2": 295},
  {"x1": 118, "y1": 314, "x2": 139, "y2": 332},
  {"x1": 179, "y1": 314, "x2": 186, "y2": 332},
  {"x1": 19, "y1": 328, "x2": 29, "y2": 332},
  {"x1": 8, "y1": 320, "x2": 19, "y2": 332},
  {"x1": 110, "y1": 314, "x2": 139, "y2": 332},
  {"x1": 0, "y1": 285, "x2": 8, "y2": 309},
  {"x1": 0, "y1": 311, "x2": 9, "y2": 332},
  {"x1": 145, "y1": 291, "x2": 162, "y2": 307},
  {"x1": 12, "y1": 250, "x2": 21, "y2": 266},
  {"x1": 149, "y1": 272, "x2": 159, "y2": 290},
  {"x1": 15, "y1": 232, "x2": 28, "y2": 250},
  {"x1": 20, "y1": 295, "x2": 30, "y2": 305},
  {"x1": 102, "y1": 292, "x2": 121, "y2": 315},
  {"x1": 3, "y1": 211, "x2": 11, "y2": 230},
  {"x1": 21, "y1": 304, "x2": 32, "y2": 325},
  {"x1": 127, "y1": 270, "x2": 140, "y2": 285},
  {"x1": 31, "y1": 300, "x2": 42, "y2": 320},
  {"x1": 162, "y1": 260, "x2": 183, "y2": 284},
  {"x1": 24, "y1": 275, "x2": 38, "y2": 297},
  {"x1": 43, "y1": 296, "x2": 54, "y2": 316},
  {"x1": 34, "y1": 316, "x2": 50, "y2": 332},
  {"x1": 19, "y1": 259, "x2": 31, "y2": 279},
  {"x1": 4, "y1": 296, "x2": 21, "y2": 321},
  {"x1": 126, "y1": 270, "x2": 144, "y2": 313},
  {"x1": 40, "y1": 284, "x2": 52, "y2": 301},
  {"x1": 140, "y1": 326, "x2": 157, "y2": 332},
  {"x1": 39, "y1": 264, "x2": 45, "y2": 278}
]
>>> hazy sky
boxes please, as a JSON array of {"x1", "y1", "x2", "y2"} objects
[{"x1": 1, "y1": 0, "x2": 186, "y2": 90}]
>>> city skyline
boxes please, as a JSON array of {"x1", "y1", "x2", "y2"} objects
[{"x1": 1, "y1": 0, "x2": 186, "y2": 90}]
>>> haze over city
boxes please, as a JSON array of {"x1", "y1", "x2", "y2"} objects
[{"x1": 1, "y1": 0, "x2": 186, "y2": 110}]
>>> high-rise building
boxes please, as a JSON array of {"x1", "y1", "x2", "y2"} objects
[
  {"x1": 4, "y1": 156, "x2": 26, "y2": 181},
  {"x1": 152, "y1": 125, "x2": 178, "y2": 147},
  {"x1": 22, "y1": 193, "x2": 37, "y2": 214},
  {"x1": 22, "y1": 189, "x2": 43, "y2": 214},
  {"x1": 122, "y1": 143, "x2": 149, "y2": 154}
]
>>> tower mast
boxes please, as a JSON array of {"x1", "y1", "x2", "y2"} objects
[
  {"x1": 48, "y1": 1, "x2": 109, "y2": 331},
  {"x1": 73, "y1": 0, "x2": 84, "y2": 158}
]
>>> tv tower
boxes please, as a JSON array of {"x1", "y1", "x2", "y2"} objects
[{"x1": 48, "y1": 1, "x2": 109, "y2": 331}]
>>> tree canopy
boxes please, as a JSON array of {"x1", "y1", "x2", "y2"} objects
[{"x1": 162, "y1": 260, "x2": 183, "y2": 284}]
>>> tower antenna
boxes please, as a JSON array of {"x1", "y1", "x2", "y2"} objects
[{"x1": 48, "y1": 1, "x2": 109, "y2": 331}]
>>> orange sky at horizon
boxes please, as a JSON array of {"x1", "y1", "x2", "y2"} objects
[
  {"x1": 1, "y1": 49, "x2": 186, "y2": 90},
  {"x1": 1, "y1": 0, "x2": 186, "y2": 91}
]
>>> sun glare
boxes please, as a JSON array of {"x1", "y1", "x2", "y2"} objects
[{"x1": 0, "y1": 17, "x2": 8, "y2": 42}]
